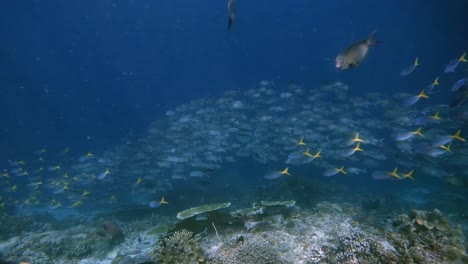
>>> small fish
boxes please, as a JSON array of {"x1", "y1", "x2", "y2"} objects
[
  {"x1": 395, "y1": 127, "x2": 424, "y2": 141},
  {"x1": 303, "y1": 149, "x2": 321, "y2": 159},
  {"x1": 97, "y1": 169, "x2": 110, "y2": 180},
  {"x1": 134, "y1": 176, "x2": 143, "y2": 186},
  {"x1": 444, "y1": 52, "x2": 467, "y2": 72},
  {"x1": 401, "y1": 90, "x2": 429, "y2": 107},
  {"x1": 400, "y1": 57, "x2": 419, "y2": 76},
  {"x1": 323, "y1": 166, "x2": 346, "y2": 176},
  {"x1": 264, "y1": 167, "x2": 291, "y2": 180},
  {"x1": 149, "y1": 196, "x2": 168, "y2": 208},
  {"x1": 335, "y1": 31, "x2": 378, "y2": 70},
  {"x1": 400, "y1": 170, "x2": 415, "y2": 181},
  {"x1": 79, "y1": 152, "x2": 94, "y2": 162},
  {"x1": 297, "y1": 136, "x2": 306, "y2": 146},
  {"x1": 431, "y1": 130, "x2": 465, "y2": 147},
  {"x1": 385, "y1": 167, "x2": 400, "y2": 179},
  {"x1": 425, "y1": 77, "x2": 439, "y2": 94},
  {"x1": 426, "y1": 147, "x2": 448, "y2": 157},
  {"x1": 415, "y1": 111, "x2": 441, "y2": 125},
  {"x1": 451, "y1": 78, "x2": 468, "y2": 91},
  {"x1": 227, "y1": 0, "x2": 236, "y2": 31},
  {"x1": 345, "y1": 132, "x2": 365, "y2": 146},
  {"x1": 431, "y1": 135, "x2": 453, "y2": 147},
  {"x1": 347, "y1": 167, "x2": 367, "y2": 174},
  {"x1": 340, "y1": 142, "x2": 363, "y2": 157},
  {"x1": 47, "y1": 165, "x2": 61, "y2": 171},
  {"x1": 285, "y1": 150, "x2": 310, "y2": 164}
]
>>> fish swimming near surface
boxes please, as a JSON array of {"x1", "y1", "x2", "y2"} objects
[
  {"x1": 227, "y1": 0, "x2": 236, "y2": 31},
  {"x1": 335, "y1": 31, "x2": 378, "y2": 70}
]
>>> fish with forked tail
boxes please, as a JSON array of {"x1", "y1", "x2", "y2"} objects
[{"x1": 335, "y1": 31, "x2": 378, "y2": 70}]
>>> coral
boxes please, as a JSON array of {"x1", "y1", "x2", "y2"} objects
[
  {"x1": 230, "y1": 205, "x2": 264, "y2": 218},
  {"x1": 177, "y1": 203, "x2": 231, "y2": 220},
  {"x1": 67, "y1": 240, "x2": 93, "y2": 259},
  {"x1": 410, "y1": 209, "x2": 450, "y2": 231},
  {"x1": 106, "y1": 220, "x2": 125, "y2": 244},
  {"x1": 147, "y1": 224, "x2": 171, "y2": 236},
  {"x1": 207, "y1": 234, "x2": 287, "y2": 264},
  {"x1": 151, "y1": 229, "x2": 205, "y2": 264},
  {"x1": 102, "y1": 220, "x2": 125, "y2": 245},
  {"x1": 391, "y1": 209, "x2": 465, "y2": 262},
  {"x1": 314, "y1": 201, "x2": 343, "y2": 216},
  {"x1": 260, "y1": 200, "x2": 296, "y2": 207},
  {"x1": 40, "y1": 241, "x2": 63, "y2": 258},
  {"x1": 0, "y1": 215, "x2": 40, "y2": 240},
  {"x1": 332, "y1": 232, "x2": 382, "y2": 263},
  {"x1": 230, "y1": 200, "x2": 297, "y2": 219}
]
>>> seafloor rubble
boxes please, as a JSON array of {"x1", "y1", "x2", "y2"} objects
[{"x1": 0, "y1": 201, "x2": 466, "y2": 264}]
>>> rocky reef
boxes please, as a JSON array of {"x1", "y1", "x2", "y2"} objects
[
  {"x1": 150, "y1": 230, "x2": 204, "y2": 264},
  {"x1": 0, "y1": 202, "x2": 465, "y2": 264}
]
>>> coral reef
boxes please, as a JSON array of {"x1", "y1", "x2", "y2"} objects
[
  {"x1": 390, "y1": 209, "x2": 465, "y2": 262},
  {"x1": 102, "y1": 220, "x2": 125, "y2": 245},
  {"x1": 207, "y1": 234, "x2": 287, "y2": 264},
  {"x1": 0, "y1": 202, "x2": 465, "y2": 263},
  {"x1": 151, "y1": 229, "x2": 205, "y2": 264}
]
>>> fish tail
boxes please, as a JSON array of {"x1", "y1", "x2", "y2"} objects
[
  {"x1": 460, "y1": 52, "x2": 467, "y2": 62},
  {"x1": 367, "y1": 30, "x2": 378, "y2": 46}
]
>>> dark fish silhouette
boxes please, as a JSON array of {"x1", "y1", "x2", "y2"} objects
[
  {"x1": 450, "y1": 86, "x2": 468, "y2": 108},
  {"x1": 228, "y1": 0, "x2": 236, "y2": 31}
]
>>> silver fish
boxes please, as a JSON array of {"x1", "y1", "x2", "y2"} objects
[{"x1": 335, "y1": 31, "x2": 377, "y2": 70}]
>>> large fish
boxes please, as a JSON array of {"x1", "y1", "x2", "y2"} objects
[
  {"x1": 227, "y1": 0, "x2": 236, "y2": 31},
  {"x1": 335, "y1": 31, "x2": 377, "y2": 70}
]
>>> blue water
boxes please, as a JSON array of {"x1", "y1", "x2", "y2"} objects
[
  {"x1": 1, "y1": 0, "x2": 467, "y2": 162},
  {"x1": 1, "y1": 3, "x2": 468, "y2": 263}
]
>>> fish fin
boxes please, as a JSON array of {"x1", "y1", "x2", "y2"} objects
[
  {"x1": 460, "y1": 52, "x2": 467, "y2": 62},
  {"x1": 367, "y1": 30, "x2": 379, "y2": 45},
  {"x1": 228, "y1": 17, "x2": 233, "y2": 31}
]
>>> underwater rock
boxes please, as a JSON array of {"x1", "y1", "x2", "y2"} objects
[
  {"x1": 151, "y1": 229, "x2": 204, "y2": 264},
  {"x1": 102, "y1": 220, "x2": 125, "y2": 245},
  {"x1": 391, "y1": 209, "x2": 465, "y2": 262},
  {"x1": 177, "y1": 203, "x2": 231, "y2": 220}
]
